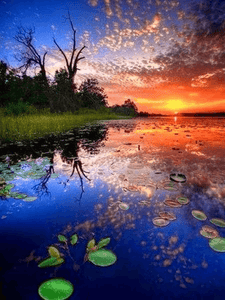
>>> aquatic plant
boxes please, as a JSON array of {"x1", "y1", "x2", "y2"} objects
[
  {"x1": 176, "y1": 196, "x2": 189, "y2": 205},
  {"x1": 84, "y1": 237, "x2": 117, "y2": 266},
  {"x1": 191, "y1": 210, "x2": 207, "y2": 221},
  {"x1": 38, "y1": 246, "x2": 64, "y2": 268},
  {"x1": 152, "y1": 217, "x2": 170, "y2": 227},
  {"x1": 200, "y1": 225, "x2": 219, "y2": 239},
  {"x1": 119, "y1": 202, "x2": 129, "y2": 210},
  {"x1": 170, "y1": 173, "x2": 186, "y2": 183},
  {"x1": 209, "y1": 237, "x2": 225, "y2": 252},
  {"x1": 158, "y1": 211, "x2": 176, "y2": 221},
  {"x1": 164, "y1": 199, "x2": 182, "y2": 208},
  {"x1": 210, "y1": 218, "x2": 225, "y2": 228},
  {"x1": 38, "y1": 278, "x2": 74, "y2": 300}
]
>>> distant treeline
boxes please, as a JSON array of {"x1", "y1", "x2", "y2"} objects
[{"x1": 177, "y1": 112, "x2": 225, "y2": 117}]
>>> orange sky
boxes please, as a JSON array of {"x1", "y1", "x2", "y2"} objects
[{"x1": 2, "y1": 0, "x2": 225, "y2": 114}]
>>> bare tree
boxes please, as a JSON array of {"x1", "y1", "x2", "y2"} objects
[
  {"x1": 13, "y1": 25, "x2": 49, "y2": 87},
  {"x1": 53, "y1": 11, "x2": 87, "y2": 92}
]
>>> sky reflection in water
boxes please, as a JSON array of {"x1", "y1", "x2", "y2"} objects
[{"x1": 0, "y1": 116, "x2": 225, "y2": 300}]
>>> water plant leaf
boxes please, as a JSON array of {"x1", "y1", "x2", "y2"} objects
[
  {"x1": 210, "y1": 218, "x2": 225, "y2": 228},
  {"x1": 97, "y1": 237, "x2": 110, "y2": 249},
  {"x1": 38, "y1": 278, "x2": 74, "y2": 300},
  {"x1": 164, "y1": 199, "x2": 182, "y2": 208},
  {"x1": 88, "y1": 249, "x2": 117, "y2": 266},
  {"x1": 4, "y1": 184, "x2": 14, "y2": 191},
  {"x1": 87, "y1": 239, "x2": 96, "y2": 252},
  {"x1": 119, "y1": 202, "x2": 129, "y2": 210},
  {"x1": 209, "y1": 237, "x2": 225, "y2": 252},
  {"x1": 13, "y1": 193, "x2": 28, "y2": 199},
  {"x1": 200, "y1": 225, "x2": 219, "y2": 239},
  {"x1": 176, "y1": 196, "x2": 189, "y2": 205},
  {"x1": 152, "y1": 217, "x2": 170, "y2": 227},
  {"x1": 191, "y1": 210, "x2": 207, "y2": 221},
  {"x1": 23, "y1": 196, "x2": 37, "y2": 202},
  {"x1": 38, "y1": 257, "x2": 64, "y2": 268},
  {"x1": 170, "y1": 173, "x2": 186, "y2": 183},
  {"x1": 48, "y1": 246, "x2": 61, "y2": 258},
  {"x1": 70, "y1": 234, "x2": 78, "y2": 245},
  {"x1": 158, "y1": 211, "x2": 176, "y2": 221},
  {"x1": 58, "y1": 235, "x2": 67, "y2": 243}
]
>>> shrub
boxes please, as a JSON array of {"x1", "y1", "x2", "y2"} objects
[{"x1": 3, "y1": 98, "x2": 31, "y2": 116}]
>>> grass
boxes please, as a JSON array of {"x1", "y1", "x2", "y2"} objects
[{"x1": 0, "y1": 106, "x2": 133, "y2": 143}]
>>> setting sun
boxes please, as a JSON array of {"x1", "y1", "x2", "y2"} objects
[{"x1": 164, "y1": 99, "x2": 186, "y2": 112}]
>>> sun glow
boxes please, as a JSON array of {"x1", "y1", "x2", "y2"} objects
[{"x1": 165, "y1": 99, "x2": 185, "y2": 112}]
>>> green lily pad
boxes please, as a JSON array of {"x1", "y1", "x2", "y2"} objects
[
  {"x1": 88, "y1": 249, "x2": 117, "y2": 266},
  {"x1": 23, "y1": 196, "x2": 37, "y2": 202},
  {"x1": 170, "y1": 173, "x2": 186, "y2": 183},
  {"x1": 38, "y1": 278, "x2": 74, "y2": 300},
  {"x1": 97, "y1": 237, "x2": 110, "y2": 249},
  {"x1": 209, "y1": 237, "x2": 225, "y2": 252},
  {"x1": 38, "y1": 257, "x2": 64, "y2": 268},
  {"x1": 152, "y1": 217, "x2": 170, "y2": 227},
  {"x1": 4, "y1": 184, "x2": 14, "y2": 191},
  {"x1": 13, "y1": 193, "x2": 28, "y2": 199},
  {"x1": 158, "y1": 211, "x2": 176, "y2": 221},
  {"x1": 176, "y1": 196, "x2": 189, "y2": 205},
  {"x1": 119, "y1": 202, "x2": 129, "y2": 210},
  {"x1": 191, "y1": 210, "x2": 207, "y2": 221},
  {"x1": 58, "y1": 235, "x2": 67, "y2": 242},
  {"x1": 164, "y1": 199, "x2": 182, "y2": 208},
  {"x1": 70, "y1": 234, "x2": 78, "y2": 245},
  {"x1": 210, "y1": 218, "x2": 225, "y2": 228},
  {"x1": 48, "y1": 246, "x2": 61, "y2": 258},
  {"x1": 200, "y1": 225, "x2": 219, "y2": 239},
  {"x1": 87, "y1": 239, "x2": 96, "y2": 252}
]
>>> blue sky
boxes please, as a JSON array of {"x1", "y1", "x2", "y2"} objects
[{"x1": 1, "y1": 0, "x2": 225, "y2": 113}]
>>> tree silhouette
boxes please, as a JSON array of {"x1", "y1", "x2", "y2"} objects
[
  {"x1": 13, "y1": 25, "x2": 49, "y2": 87},
  {"x1": 53, "y1": 11, "x2": 87, "y2": 93}
]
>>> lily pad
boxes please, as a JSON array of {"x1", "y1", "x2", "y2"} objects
[
  {"x1": 87, "y1": 239, "x2": 96, "y2": 252},
  {"x1": 152, "y1": 217, "x2": 170, "y2": 227},
  {"x1": 209, "y1": 237, "x2": 225, "y2": 252},
  {"x1": 119, "y1": 202, "x2": 129, "y2": 210},
  {"x1": 170, "y1": 173, "x2": 186, "y2": 183},
  {"x1": 164, "y1": 199, "x2": 182, "y2": 208},
  {"x1": 97, "y1": 237, "x2": 110, "y2": 249},
  {"x1": 176, "y1": 196, "x2": 189, "y2": 205},
  {"x1": 158, "y1": 211, "x2": 176, "y2": 221},
  {"x1": 58, "y1": 235, "x2": 67, "y2": 243},
  {"x1": 48, "y1": 246, "x2": 61, "y2": 258},
  {"x1": 70, "y1": 234, "x2": 78, "y2": 245},
  {"x1": 38, "y1": 257, "x2": 64, "y2": 268},
  {"x1": 38, "y1": 278, "x2": 74, "y2": 300},
  {"x1": 23, "y1": 196, "x2": 37, "y2": 202},
  {"x1": 210, "y1": 218, "x2": 225, "y2": 228},
  {"x1": 191, "y1": 210, "x2": 207, "y2": 221},
  {"x1": 200, "y1": 225, "x2": 219, "y2": 239},
  {"x1": 163, "y1": 182, "x2": 179, "y2": 191},
  {"x1": 13, "y1": 193, "x2": 28, "y2": 199},
  {"x1": 88, "y1": 249, "x2": 117, "y2": 266}
]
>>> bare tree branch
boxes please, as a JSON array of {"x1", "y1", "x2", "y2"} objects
[{"x1": 53, "y1": 10, "x2": 87, "y2": 90}]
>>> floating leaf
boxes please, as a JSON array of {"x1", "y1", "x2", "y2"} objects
[
  {"x1": 58, "y1": 235, "x2": 67, "y2": 243},
  {"x1": 38, "y1": 257, "x2": 64, "y2": 268},
  {"x1": 13, "y1": 193, "x2": 27, "y2": 199},
  {"x1": 23, "y1": 196, "x2": 37, "y2": 202},
  {"x1": 163, "y1": 182, "x2": 178, "y2": 191},
  {"x1": 88, "y1": 249, "x2": 117, "y2": 266},
  {"x1": 4, "y1": 184, "x2": 14, "y2": 191},
  {"x1": 87, "y1": 239, "x2": 96, "y2": 252},
  {"x1": 191, "y1": 210, "x2": 207, "y2": 221},
  {"x1": 210, "y1": 218, "x2": 225, "y2": 228},
  {"x1": 164, "y1": 199, "x2": 182, "y2": 208},
  {"x1": 170, "y1": 173, "x2": 186, "y2": 183},
  {"x1": 200, "y1": 225, "x2": 219, "y2": 239},
  {"x1": 70, "y1": 234, "x2": 78, "y2": 245},
  {"x1": 158, "y1": 211, "x2": 176, "y2": 221},
  {"x1": 209, "y1": 237, "x2": 225, "y2": 252},
  {"x1": 119, "y1": 202, "x2": 129, "y2": 210},
  {"x1": 176, "y1": 196, "x2": 189, "y2": 205},
  {"x1": 152, "y1": 217, "x2": 170, "y2": 227},
  {"x1": 38, "y1": 278, "x2": 73, "y2": 300},
  {"x1": 97, "y1": 237, "x2": 110, "y2": 249},
  {"x1": 48, "y1": 246, "x2": 61, "y2": 258}
]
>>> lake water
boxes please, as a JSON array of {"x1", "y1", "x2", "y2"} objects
[{"x1": 0, "y1": 116, "x2": 225, "y2": 300}]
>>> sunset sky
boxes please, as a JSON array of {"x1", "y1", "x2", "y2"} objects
[{"x1": 1, "y1": 0, "x2": 225, "y2": 114}]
